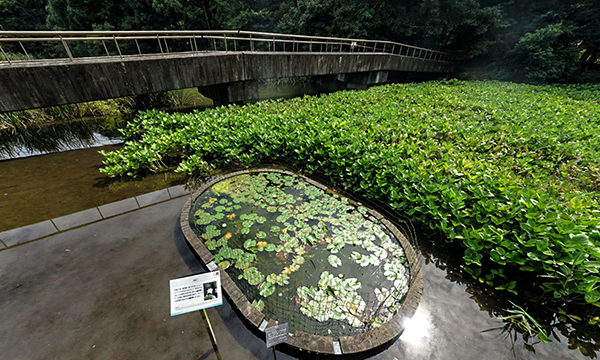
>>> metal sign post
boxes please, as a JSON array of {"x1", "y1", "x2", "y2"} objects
[{"x1": 170, "y1": 271, "x2": 223, "y2": 357}]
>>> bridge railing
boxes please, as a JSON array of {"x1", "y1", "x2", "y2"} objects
[{"x1": 0, "y1": 30, "x2": 459, "y2": 65}]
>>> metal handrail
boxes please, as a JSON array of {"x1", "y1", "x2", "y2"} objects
[{"x1": 0, "y1": 30, "x2": 459, "y2": 65}]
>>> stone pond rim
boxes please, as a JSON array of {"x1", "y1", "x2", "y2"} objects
[{"x1": 180, "y1": 168, "x2": 423, "y2": 355}]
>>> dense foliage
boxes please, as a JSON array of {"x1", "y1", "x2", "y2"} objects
[
  {"x1": 1, "y1": 0, "x2": 598, "y2": 83},
  {"x1": 100, "y1": 81, "x2": 600, "y2": 322}
]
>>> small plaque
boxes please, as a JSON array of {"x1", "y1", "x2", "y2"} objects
[
  {"x1": 170, "y1": 271, "x2": 222, "y2": 316},
  {"x1": 265, "y1": 323, "x2": 289, "y2": 348},
  {"x1": 258, "y1": 320, "x2": 269, "y2": 332},
  {"x1": 333, "y1": 340, "x2": 342, "y2": 355}
]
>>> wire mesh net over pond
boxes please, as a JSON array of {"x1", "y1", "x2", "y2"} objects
[{"x1": 186, "y1": 170, "x2": 419, "y2": 343}]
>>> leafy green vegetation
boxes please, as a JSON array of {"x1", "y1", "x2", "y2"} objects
[{"x1": 102, "y1": 80, "x2": 600, "y2": 321}]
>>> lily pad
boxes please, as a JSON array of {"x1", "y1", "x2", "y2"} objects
[
  {"x1": 265, "y1": 243, "x2": 277, "y2": 252},
  {"x1": 191, "y1": 171, "x2": 411, "y2": 335},
  {"x1": 244, "y1": 239, "x2": 257, "y2": 250},
  {"x1": 205, "y1": 239, "x2": 217, "y2": 251},
  {"x1": 328, "y1": 255, "x2": 342, "y2": 268},
  {"x1": 218, "y1": 260, "x2": 231, "y2": 269},
  {"x1": 243, "y1": 267, "x2": 264, "y2": 286},
  {"x1": 259, "y1": 282, "x2": 276, "y2": 297},
  {"x1": 252, "y1": 299, "x2": 265, "y2": 312}
]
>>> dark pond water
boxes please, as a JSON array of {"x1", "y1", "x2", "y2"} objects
[{"x1": 0, "y1": 116, "x2": 124, "y2": 160}]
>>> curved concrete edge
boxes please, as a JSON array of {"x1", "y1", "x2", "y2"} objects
[{"x1": 180, "y1": 168, "x2": 423, "y2": 355}]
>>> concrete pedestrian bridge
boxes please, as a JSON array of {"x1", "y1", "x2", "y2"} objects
[{"x1": 0, "y1": 30, "x2": 460, "y2": 112}]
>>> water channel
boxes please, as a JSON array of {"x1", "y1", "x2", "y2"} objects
[{"x1": 0, "y1": 87, "x2": 597, "y2": 359}]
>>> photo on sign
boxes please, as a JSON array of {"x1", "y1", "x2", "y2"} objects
[{"x1": 203, "y1": 281, "x2": 218, "y2": 301}]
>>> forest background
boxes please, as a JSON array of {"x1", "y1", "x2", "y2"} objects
[{"x1": 0, "y1": 0, "x2": 599, "y2": 84}]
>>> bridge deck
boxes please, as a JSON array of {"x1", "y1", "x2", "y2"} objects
[{"x1": 0, "y1": 51, "x2": 458, "y2": 112}]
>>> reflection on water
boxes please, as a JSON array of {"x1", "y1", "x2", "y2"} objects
[
  {"x1": 417, "y1": 226, "x2": 600, "y2": 359},
  {"x1": 0, "y1": 116, "x2": 126, "y2": 160},
  {"x1": 257, "y1": 76, "x2": 346, "y2": 101},
  {"x1": 401, "y1": 307, "x2": 432, "y2": 347},
  {"x1": 0, "y1": 144, "x2": 187, "y2": 233}
]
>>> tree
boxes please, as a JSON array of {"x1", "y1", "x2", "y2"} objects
[
  {"x1": 0, "y1": 0, "x2": 47, "y2": 30},
  {"x1": 494, "y1": 0, "x2": 600, "y2": 83}
]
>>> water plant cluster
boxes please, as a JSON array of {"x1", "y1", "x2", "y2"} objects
[
  {"x1": 190, "y1": 172, "x2": 410, "y2": 331},
  {"x1": 101, "y1": 81, "x2": 600, "y2": 324}
]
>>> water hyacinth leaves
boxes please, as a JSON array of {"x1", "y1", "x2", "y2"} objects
[{"x1": 105, "y1": 81, "x2": 600, "y2": 314}]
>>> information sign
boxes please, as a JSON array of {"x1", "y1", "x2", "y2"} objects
[
  {"x1": 265, "y1": 323, "x2": 289, "y2": 348},
  {"x1": 170, "y1": 271, "x2": 222, "y2": 316}
]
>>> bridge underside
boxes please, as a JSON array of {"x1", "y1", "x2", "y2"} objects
[{"x1": 0, "y1": 52, "x2": 458, "y2": 112}]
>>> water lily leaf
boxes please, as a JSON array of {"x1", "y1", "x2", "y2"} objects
[
  {"x1": 256, "y1": 231, "x2": 267, "y2": 239},
  {"x1": 351, "y1": 251, "x2": 363, "y2": 260},
  {"x1": 293, "y1": 256, "x2": 305, "y2": 265},
  {"x1": 244, "y1": 239, "x2": 257, "y2": 250},
  {"x1": 205, "y1": 240, "x2": 217, "y2": 251},
  {"x1": 265, "y1": 243, "x2": 277, "y2": 252},
  {"x1": 218, "y1": 260, "x2": 231, "y2": 269},
  {"x1": 259, "y1": 282, "x2": 276, "y2": 297},
  {"x1": 266, "y1": 273, "x2": 290, "y2": 286},
  {"x1": 216, "y1": 237, "x2": 228, "y2": 247},
  {"x1": 243, "y1": 267, "x2": 264, "y2": 285},
  {"x1": 252, "y1": 299, "x2": 265, "y2": 312},
  {"x1": 328, "y1": 255, "x2": 342, "y2": 268}
]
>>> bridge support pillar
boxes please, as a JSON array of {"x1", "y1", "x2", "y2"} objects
[
  {"x1": 198, "y1": 81, "x2": 259, "y2": 106},
  {"x1": 335, "y1": 71, "x2": 389, "y2": 89}
]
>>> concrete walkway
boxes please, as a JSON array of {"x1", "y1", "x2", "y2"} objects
[{"x1": 0, "y1": 194, "x2": 588, "y2": 359}]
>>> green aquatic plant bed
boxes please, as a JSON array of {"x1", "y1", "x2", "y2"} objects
[
  {"x1": 101, "y1": 81, "x2": 600, "y2": 320},
  {"x1": 190, "y1": 172, "x2": 410, "y2": 335}
]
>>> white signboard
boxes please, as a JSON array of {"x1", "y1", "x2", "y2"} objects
[{"x1": 170, "y1": 271, "x2": 222, "y2": 316}]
